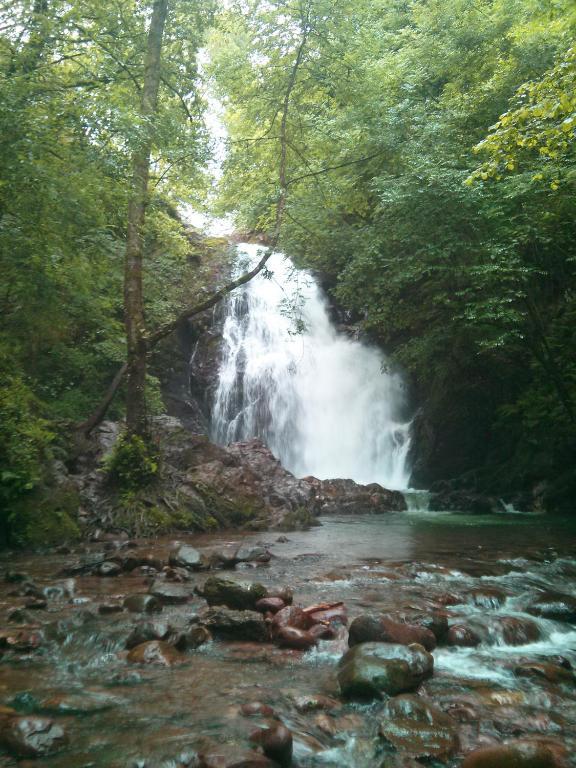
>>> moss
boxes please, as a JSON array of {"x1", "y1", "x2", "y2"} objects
[
  {"x1": 10, "y1": 485, "x2": 81, "y2": 548},
  {"x1": 275, "y1": 506, "x2": 318, "y2": 532},
  {"x1": 104, "y1": 433, "x2": 160, "y2": 492}
]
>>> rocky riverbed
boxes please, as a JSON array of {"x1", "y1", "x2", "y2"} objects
[{"x1": 0, "y1": 511, "x2": 575, "y2": 767}]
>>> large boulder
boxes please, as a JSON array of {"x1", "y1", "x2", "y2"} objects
[
  {"x1": 379, "y1": 694, "x2": 459, "y2": 760},
  {"x1": 306, "y1": 477, "x2": 406, "y2": 514},
  {"x1": 199, "y1": 576, "x2": 267, "y2": 611},
  {"x1": 337, "y1": 642, "x2": 433, "y2": 699}
]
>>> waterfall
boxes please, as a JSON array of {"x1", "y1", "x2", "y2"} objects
[{"x1": 211, "y1": 244, "x2": 412, "y2": 490}]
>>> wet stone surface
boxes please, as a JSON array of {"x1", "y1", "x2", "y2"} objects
[{"x1": 0, "y1": 511, "x2": 575, "y2": 766}]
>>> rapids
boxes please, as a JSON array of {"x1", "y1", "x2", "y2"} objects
[
  {"x1": 211, "y1": 244, "x2": 411, "y2": 490},
  {"x1": 0, "y1": 512, "x2": 575, "y2": 766}
]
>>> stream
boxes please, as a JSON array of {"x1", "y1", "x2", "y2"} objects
[{"x1": 1, "y1": 509, "x2": 575, "y2": 766}]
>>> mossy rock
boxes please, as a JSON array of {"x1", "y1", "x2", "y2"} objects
[{"x1": 9, "y1": 484, "x2": 81, "y2": 548}]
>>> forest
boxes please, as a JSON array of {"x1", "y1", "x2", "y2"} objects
[
  {"x1": 1, "y1": 3, "x2": 576, "y2": 767},
  {"x1": 1, "y1": 0, "x2": 575, "y2": 545}
]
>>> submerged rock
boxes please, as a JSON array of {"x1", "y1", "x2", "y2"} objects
[
  {"x1": 126, "y1": 640, "x2": 185, "y2": 666},
  {"x1": 251, "y1": 724, "x2": 293, "y2": 768},
  {"x1": 198, "y1": 607, "x2": 269, "y2": 642},
  {"x1": 123, "y1": 594, "x2": 162, "y2": 614},
  {"x1": 338, "y1": 642, "x2": 433, "y2": 699},
  {"x1": 446, "y1": 624, "x2": 481, "y2": 647},
  {"x1": 527, "y1": 592, "x2": 576, "y2": 623},
  {"x1": 348, "y1": 615, "x2": 436, "y2": 651},
  {"x1": 0, "y1": 716, "x2": 67, "y2": 758},
  {"x1": 275, "y1": 626, "x2": 317, "y2": 650},
  {"x1": 149, "y1": 579, "x2": 194, "y2": 605},
  {"x1": 461, "y1": 740, "x2": 562, "y2": 768},
  {"x1": 379, "y1": 694, "x2": 459, "y2": 759}
]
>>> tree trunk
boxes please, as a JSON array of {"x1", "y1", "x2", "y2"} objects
[{"x1": 124, "y1": 0, "x2": 169, "y2": 438}]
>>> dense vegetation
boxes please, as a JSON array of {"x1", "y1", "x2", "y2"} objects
[
  {"x1": 211, "y1": 0, "x2": 576, "y2": 511},
  {"x1": 0, "y1": 0, "x2": 219, "y2": 543},
  {"x1": 1, "y1": 0, "x2": 575, "y2": 544}
]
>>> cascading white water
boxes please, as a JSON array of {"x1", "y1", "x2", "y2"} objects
[{"x1": 211, "y1": 244, "x2": 412, "y2": 489}]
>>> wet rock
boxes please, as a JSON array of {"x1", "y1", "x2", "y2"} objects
[
  {"x1": 7, "y1": 608, "x2": 34, "y2": 624},
  {"x1": 0, "y1": 716, "x2": 67, "y2": 758},
  {"x1": 494, "y1": 617, "x2": 541, "y2": 646},
  {"x1": 173, "y1": 625, "x2": 211, "y2": 651},
  {"x1": 306, "y1": 602, "x2": 348, "y2": 627},
  {"x1": 468, "y1": 587, "x2": 508, "y2": 609},
  {"x1": 255, "y1": 597, "x2": 285, "y2": 614},
  {"x1": 271, "y1": 606, "x2": 313, "y2": 634},
  {"x1": 429, "y1": 490, "x2": 498, "y2": 515},
  {"x1": 275, "y1": 626, "x2": 317, "y2": 650},
  {"x1": 98, "y1": 560, "x2": 122, "y2": 577},
  {"x1": 251, "y1": 724, "x2": 293, "y2": 767},
  {"x1": 149, "y1": 579, "x2": 194, "y2": 605},
  {"x1": 266, "y1": 586, "x2": 293, "y2": 605},
  {"x1": 121, "y1": 551, "x2": 164, "y2": 573},
  {"x1": 198, "y1": 607, "x2": 269, "y2": 642},
  {"x1": 241, "y1": 702, "x2": 275, "y2": 718},
  {"x1": 309, "y1": 623, "x2": 337, "y2": 640},
  {"x1": 514, "y1": 662, "x2": 574, "y2": 684},
  {"x1": 527, "y1": 592, "x2": 576, "y2": 623},
  {"x1": 123, "y1": 594, "x2": 162, "y2": 614},
  {"x1": 169, "y1": 544, "x2": 203, "y2": 570},
  {"x1": 403, "y1": 612, "x2": 449, "y2": 643},
  {"x1": 199, "y1": 576, "x2": 268, "y2": 611},
  {"x1": 292, "y1": 694, "x2": 340, "y2": 713},
  {"x1": 446, "y1": 624, "x2": 481, "y2": 647},
  {"x1": 165, "y1": 566, "x2": 193, "y2": 582},
  {"x1": 310, "y1": 477, "x2": 407, "y2": 514},
  {"x1": 98, "y1": 602, "x2": 124, "y2": 615},
  {"x1": 1, "y1": 630, "x2": 43, "y2": 653},
  {"x1": 379, "y1": 694, "x2": 459, "y2": 760},
  {"x1": 338, "y1": 642, "x2": 434, "y2": 699},
  {"x1": 235, "y1": 545, "x2": 272, "y2": 564},
  {"x1": 44, "y1": 611, "x2": 96, "y2": 643},
  {"x1": 126, "y1": 640, "x2": 185, "y2": 666},
  {"x1": 5, "y1": 571, "x2": 28, "y2": 584},
  {"x1": 31, "y1": 691, "x2": 122, "y2": 716},
  {"x1": 125, "y1": 621, "x2": 174, "y2": 650},
  {"x1": 348, "y1": 615, "x2": 436, "y2": 651},
  {"x1": 461, "y1": 740, "x2": 562, "y2": 768}
]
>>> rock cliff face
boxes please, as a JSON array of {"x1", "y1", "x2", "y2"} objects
[{"x1": 69, "y1": 416, "x2": 407, "y2": 538}]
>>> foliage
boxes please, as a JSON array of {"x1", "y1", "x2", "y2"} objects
[{"x1": 104, "y1": 433, "x2": 160, "y2": 492}]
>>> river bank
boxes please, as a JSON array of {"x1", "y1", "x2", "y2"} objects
[{"x1": 0, "y1": 511, "x2": 575, "y2": 766}]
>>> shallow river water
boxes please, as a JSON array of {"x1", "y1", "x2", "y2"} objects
[{"x1": 1, "y1": 510, "x2": 576, "y2": 767}]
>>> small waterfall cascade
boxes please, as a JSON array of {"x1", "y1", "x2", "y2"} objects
[{"x1": 211, "y1": 244, "x2": 412, "y2": 489}]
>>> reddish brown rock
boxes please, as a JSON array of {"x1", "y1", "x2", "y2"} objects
[
  {"x1": 251, "y1": 724, "x2": 293, "y2": 767},
  {"x1": 126, "y1": 640, "x2": 185, "y2": 666},
  {"x1": 461, "y1": 740, "x2": 563, "y2": 768},
  {"x1": 240, "y1": 702, "x2": 275, "y2": 718},
  {"x1": 514, "y1": 662, "x2": 574, "y2": 684},
  {"x1": 276, "y1": 626, "x2": 317, "y2": 650},
  {"x1": 308, "y1": 623, "x2": 337, "y2": 640},
  {"x1": 271, "y1": 606, "x2": 313, "y2": 634},
  {"x1": 497, "y1": 617, "x2": 541, "y2": 646},
  {"x1": 348, "y1": 614, "x2": 436, "y2": 651},
  {"x1": 446, "y1": 624, "x2": 481, "y2": 647},
  {"x1": 379, "y1": 694, "x2": 460, "y2": 760},
  {"x1": 255, "y1": 597, "x2": 285, "y2": 614}
]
